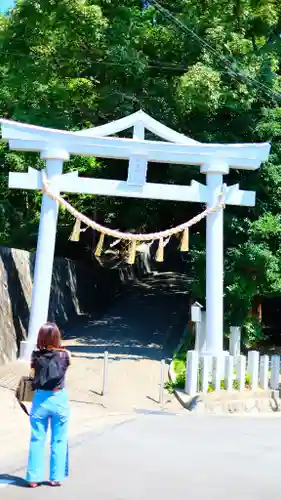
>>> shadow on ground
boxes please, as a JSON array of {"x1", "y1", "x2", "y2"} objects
[
  {"x1": 63, "y1": 272, "x2": 191, "y2": 362},
  {"x1": 0, "y1": 475, "x2": 26, "y2": 488}
]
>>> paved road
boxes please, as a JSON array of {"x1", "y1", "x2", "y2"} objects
[{"x1": 2, "y1": 413, "x2": 281, "y2": 499}]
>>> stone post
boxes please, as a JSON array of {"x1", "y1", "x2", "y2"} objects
[
  {"x1": 237, "y1": 355, "x2": 246, "y2": 392},
  {"x1": 224, "y1": 355, "x2": 234, "y2": 392},
  {"x1": 229, "y1": 326, "x2": 241, "y2": 358},
  {"x1": 195, "y1": 312, "x2": 207, "y2": 354},
  {"x1": 200, "y1": 356, "x2": 209, "y2": 393},
  {"x1": 259, "y1": 355, "x2": 269, "y2": 390},
  {"x1": 247, "y1": 351, "x2": 259, "y2": 392},
  {"x1": 270, "y1": 355, "x2": 280, "y2": 390},
  {"x1": 212, "y1": 356, "x2": 222, "y2": 392},
  {"x1": 185, "y1": 350, "x2": 199, "y2": 397}
]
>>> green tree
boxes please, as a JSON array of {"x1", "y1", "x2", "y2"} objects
[{"x1": 1, "y1": 0, "x2": 281, "y2": 343}]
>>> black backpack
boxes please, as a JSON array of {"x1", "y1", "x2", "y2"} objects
[{"x1": 32, "y1": 349, "x2": 67, "y2": 391}]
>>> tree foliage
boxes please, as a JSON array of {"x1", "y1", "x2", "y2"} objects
[{"x1": 1, "y1": 0, "x2": 281, "y2": 336}]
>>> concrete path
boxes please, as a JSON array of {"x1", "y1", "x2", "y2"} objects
[
  {"x1": 0, "y1": 272, "x2": 188, "y2": 467},
  {"x1": 63, "y1": 272, "x2": 190, "y2": 411},
  {"x1": 2, "y1": 412, "x2": 281, "y2": 499}
]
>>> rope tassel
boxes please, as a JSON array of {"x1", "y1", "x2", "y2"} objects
[
  {"x1": 95, "y1": 233, "x2": 105, "y2": 257},
  {"x1": 180, "y1": 228, "x2": 189, "y2": 252},
  {"x1": 69, "y1": 218, "x2": 81, "y2": 242},
  {"x1": 155, "y1": 238, "x2": 164, "y2": 262},
  {"x1": 127, "y1": 240, "x2": 137, "y2": 265}
]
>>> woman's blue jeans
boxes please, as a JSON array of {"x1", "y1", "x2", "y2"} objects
[{"x1": 26, "y1": 389, "x2": 70, "y2": 483}]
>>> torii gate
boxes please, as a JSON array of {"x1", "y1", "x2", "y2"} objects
[{"x1": 1, "y1": 110, "x2": 270, "y2": 360}]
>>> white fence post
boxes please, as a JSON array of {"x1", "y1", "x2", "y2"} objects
[
  {"x1": 247, "y1": 351, "x2": 259, "y2": 392},
  {"x1": 194, "y1": 322, "x2": 200, "y2": 352},
  {"x1": 200, "y1": 355, "x2": 209, "y2": 393},
  {"x1": 237, "y1": 355, "x2": 246, "y2": 392},
  {"x1": 101, "y1": 350, "x2": 109, "y2": 396},
  {"x1": 20, "y1": 341, "x2": 36, "y2": 360},
  {"x1": 229, "y1": 327, "x2": 241, "y2": 358},
  {"x1": 185, "y1": 350, "x2": 198, "y2": 396},
  {"x1": 224, "y1": 355, "x2": 234, "y2": 392},
  {"x1": 259, "y1": 355, "x2": 269, "y2": 390},
  {"x1": 270, "y1": 355, "x2": 280, "y2": 390},
  {"x1": 159, "y1": 359, "x2": 165, "y2": 404},
  {"x1": 195, "y1": 313, "x2": 207, "y2": 355},
  {"x1": 212, "y1": 356, "x2": 221, "y2": 392}
]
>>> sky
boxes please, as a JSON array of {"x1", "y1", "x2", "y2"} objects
[{"x1": 0, "y1": 0, "x2": 15, "y2": 13}]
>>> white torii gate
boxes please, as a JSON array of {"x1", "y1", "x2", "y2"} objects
[{"x1": 0, "y1": 110, "x2": 271, "y2": 360}]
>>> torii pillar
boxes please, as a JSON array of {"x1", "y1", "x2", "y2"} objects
[
  {"x1": 27, "y1": 150, "x2": 69, "y2": 359},
  {"x1": 202, "y1": 159, "x2": 229, "y2": 355}
]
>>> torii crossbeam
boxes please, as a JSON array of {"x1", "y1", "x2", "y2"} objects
[{"x1": 1, "y1": 110, "x2": 271, "y2": 360}]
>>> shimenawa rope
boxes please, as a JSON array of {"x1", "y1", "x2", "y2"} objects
[{"x1": 41, "y1": 170, "x2": 225, "y2": 263}]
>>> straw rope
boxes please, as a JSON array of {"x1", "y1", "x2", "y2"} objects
[{"x1": 41, "y1": 170, "x2": 225, "y2": 243}]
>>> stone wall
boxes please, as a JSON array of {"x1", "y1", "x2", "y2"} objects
[
  {"x1": 0, "y1": 246, "x2": 153, "y2": 365},
  {"x1": 0, "y1": 247, "x2": 93, "y2": 364}
]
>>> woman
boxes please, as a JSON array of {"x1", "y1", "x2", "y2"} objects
[{"x1": 26, "y1": 322, "x2": 71, "y2": 488}]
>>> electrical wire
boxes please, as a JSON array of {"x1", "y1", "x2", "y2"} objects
[{"x1": 149, "y1": 0, "x2": 281, "y2": 104}]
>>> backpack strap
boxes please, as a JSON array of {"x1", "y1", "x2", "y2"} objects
[
  {"x1": 15, "y1": 384, "x2": 30, "y2": 416},
  {"x1": 17, "y1": 400, "x2": 30, "y2": 416}
]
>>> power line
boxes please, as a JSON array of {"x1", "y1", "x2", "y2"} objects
[
  {"x1": 149, "y1": 0, "x2": 281, "y2": 104},
  {"x1": 0, "y1": 48, "x2": 188, "y2": 73}
]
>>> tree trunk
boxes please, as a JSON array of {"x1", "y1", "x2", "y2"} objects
[{"x1": 251, "y1": 296, "x2": 262, "y2": 322}]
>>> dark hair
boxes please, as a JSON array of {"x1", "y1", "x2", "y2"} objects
[{"x1": 37, "y1": 322, "x2": 62, "y2": 350}]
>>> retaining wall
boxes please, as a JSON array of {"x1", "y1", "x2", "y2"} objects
[{"x1": 0, "y1": 246, "x2": 151, "y2": 364}]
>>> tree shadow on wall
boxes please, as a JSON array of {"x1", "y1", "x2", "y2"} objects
[{"x1": 1, "y1": 249, "x2": 30, "y2": 356}]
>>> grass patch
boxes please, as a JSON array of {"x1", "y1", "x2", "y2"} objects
[
  {"x1": 164, "y1": 357, "x2": 186, "y2": 393},
  {"x1": 173, "y1": 358, "x2": 185, "y2": 375},
  {"x1": 165, "y1": 325, "x2": 260, "y2": 394},
  {"x1": 166, "y1": 355, "x2": 254, "y2": 394}
]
